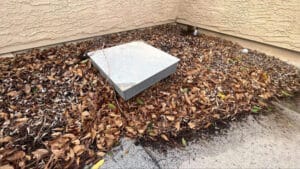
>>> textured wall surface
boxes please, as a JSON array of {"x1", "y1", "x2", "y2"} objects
[
  {"x1": 1, "y1": 0, "x2": 299, "y2": 54},
  {"x1": 178, "y1": 0, "x2": 300, "y2": 52},
  {"x1": 0, "y1": 0, "x2": 178, "y2": 54}
]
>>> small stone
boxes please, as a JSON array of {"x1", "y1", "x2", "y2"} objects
[
  {"x1": 241, "y1": 48, "x2": 249, "y2": 54},
  {"x1": 193, "y1": 29, "x2": 200, "y2": 36}
]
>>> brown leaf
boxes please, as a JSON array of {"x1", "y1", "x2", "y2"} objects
[
  {"x1": 73, "y1": 145, "x2": 85, "y2": 155},
  {"x1": 76, "y1": 157, "x2": 80, "y2": 166},
  {"x1": 188, "y1": 122, "x2": 196, "y2": 129},
  {"x1": 161, "y1": 134, "x2": 169, "y2": 141},
  {"x1": 81, "y1": 133, "x2": 91, "y2": 140},
  {"x1": 15, "y1": 118, "x2": 28, "y2": 123},
  {"x1": 96, "y1": 144, "x2": 104, "y2": 151},
  {"x1": 96, "y1": 152, "x2": 106, "y2": 157},
  {"x1": 186, "y1": 68, "x2": 200, "y2": 76},
  {"x1": 7, "y1": 91, "x2": 19, "y2": 97},
  {"x1": 149, "y1": 129, "x2": 158, "y2": 137},
  {"x1": 47, "y1": 75, "x2": 56, "y2": 81},
  {"x1": 0, "y1": 136, "x2": 13, "y2": 143},
  {"x1": 106, "y1": 139, "x2": 114, "y2": 148},
  {"x1": 151, "y1": 114, "x2": 157, "y2": 119},
  {"x1": 32, "y1": 149, "x2": 49, "y2": 160},
  {"x1": 52, "y1": 128, "x2": 64, "y2": 132},
  {"x1": 166, "y1": 115, "x2": 175, "y2": 121},
  {"x1": 213, "y1": 114, "x2": 220, "y2": 119},
  {"x1": 51, "y1": 132, "x2": 62, "y2": 138},
  {"x1": 49, "y1": 137, "x2": 69, "y2": 158},
  {"x1": 0, "y1": 112, "x2": 8, "y2": 120},
  {"x1": 47, "y1": 55, "x2": 56, "y2": 59},
  {"x1": 138, "y1": 125, "x2": 147, "y2": 134},
  {"x1": 204, "y1": 122, "x2": 211, "y2": 129},
  {"x1": 0, "y1": 164, "x2": 14, "y2": 169},
  {"x1": 259, "y1": 92, "x2": 273, "y2": 99},
  {"x1": 108, "y1": 112, "x2": 119, "y2": 117},
  {"x1": 91, "y1": 129, "x2": 97, "y2": 140},
  {"x1": 5, "y1": 151, "x2": 25, "y2": 161},
  {"x1": 24, "y1": 84, "x2": 31, "y2": 94},
  {"x1": 125, "y1": 127, "x2": 137, "y2": 135},
  {"x1": 115, "y1": 118, "x2": 123, "y2": 127},
  {"x1": 51, "y1": 146, "x2": 66, "y2": 158},
  {"x1": 76, "y1": 69, "x2": 83, "y2": 77},
  {"x1": 174, "y1": 121, "x2": 181, "y2": 131},
  {"x1": 72, "y1": 139, "x2": 80, "y2": 145},
  {"x1": 258, "y1": 100, "x2": 268, "y2": 107},
  {"x1": 184, "y1": 92, "x2": 191, "y2": 105},
  {"x1": 81, "y1": 111, "x2": 90, "y2": 120},
  {"x1": 146, "y1": 105, "x2": 155, "y2": 110},
  {"x1": 36, "y1": 84, "x2": 43, "y2": 90},
  {"x1": 190, "y1": 106, "x2": 196, "y2": 112},
  {"x1": 65, "y1": 148, "x2": 75, "y2": 162},
  {"x1": 62, "y1": 133, "x2": 76, "y2": 140}
]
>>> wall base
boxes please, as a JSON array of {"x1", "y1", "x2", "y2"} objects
[
  {"x1": 177, "y1": 21, "x2": 300, "y2": 69},
  {"x1": 1, "y1": 22, "x2": 299, "y2": 69},
  {"x1": 0, "y1": 53, "x2": 14, "y2": 58}
]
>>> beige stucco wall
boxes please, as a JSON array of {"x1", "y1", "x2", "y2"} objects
[
  {"x1": 177, "y1": 0, "x2": 300, "y2": 52},
  {"x1": 0, "y1": 0, "x2": 178, "y2": 54}
]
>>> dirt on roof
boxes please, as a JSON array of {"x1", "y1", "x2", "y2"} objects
[{"x1": 0, "y1": 24, "x2": 299, "y2": 168}]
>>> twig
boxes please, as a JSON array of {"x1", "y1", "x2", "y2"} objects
[
  {"x1": 34, "y1": 115, "x2": 46, "y2": 145},
  {"x1": 113, "y1": 90, "x2": 125, "y2": 118},
  {"x1": 45, "y1": 154, "x2": 54, "y2": 169}
]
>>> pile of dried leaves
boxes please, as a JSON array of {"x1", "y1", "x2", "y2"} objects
[{"x1": 0, "y1": 24, "x2": 299, "y2": 168}]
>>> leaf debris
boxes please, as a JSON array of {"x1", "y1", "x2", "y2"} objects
[{"x1": 0, "y1": 24, "x2": 299, "y2": 168}]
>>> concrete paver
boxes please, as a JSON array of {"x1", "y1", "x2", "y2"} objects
[
  {"x1": 102, "y1": 138, "x2": 159, "y2": 169},
  {"x1": 102, "y1": 98, "x2": 300, "y2": 169}
]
